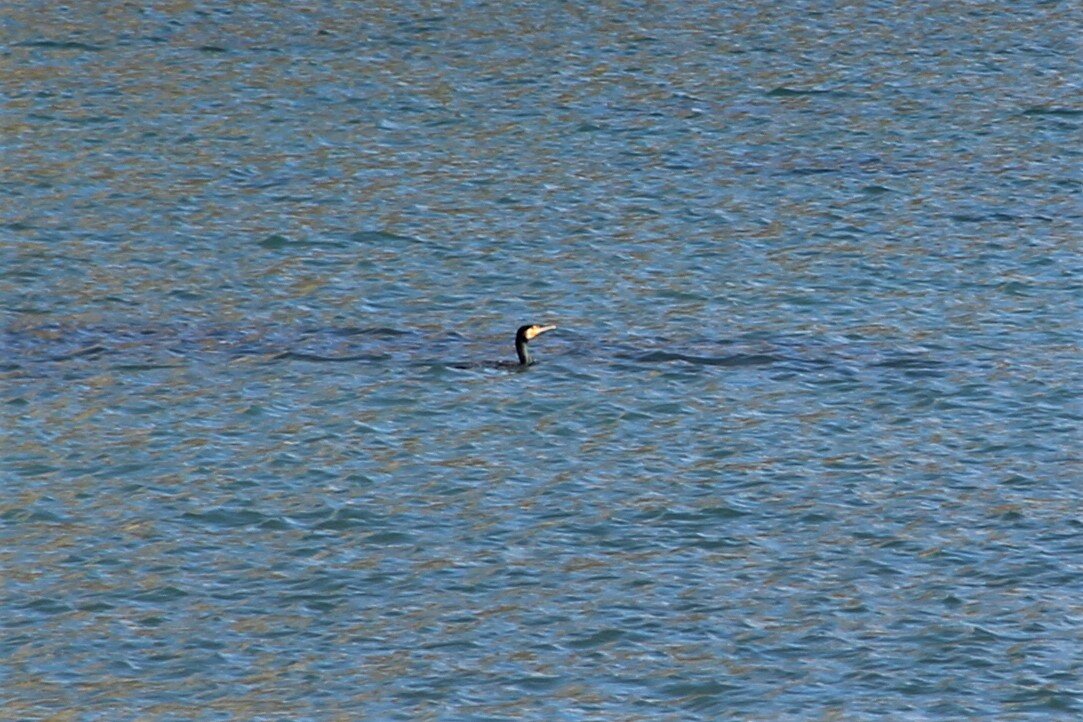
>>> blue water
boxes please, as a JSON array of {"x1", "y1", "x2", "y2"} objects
[{"x1": 2, "y1": 1, "x2": 1081, "y2": 719}]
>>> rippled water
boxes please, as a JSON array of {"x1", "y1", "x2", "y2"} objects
[{"x1": 2, "y1": 1, "x2": 1081, "y2": 718}]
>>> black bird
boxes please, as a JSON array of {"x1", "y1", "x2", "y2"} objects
[
  {"x1": 513, "y1": 324, "x2": 557, "y2": 366},
  {"x1": 449, "y1": 324, "x2": 557, "y2": 370}
]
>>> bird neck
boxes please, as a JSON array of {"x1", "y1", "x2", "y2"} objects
[{"x1": 516, "y1": 338, "x2": 534, "y2": 366}]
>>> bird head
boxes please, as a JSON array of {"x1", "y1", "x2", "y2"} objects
[{"x1": 517, "y1": 324, "x2": 557, "y2": 343}]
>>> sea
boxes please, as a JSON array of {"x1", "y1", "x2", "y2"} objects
[{"x1": 2, "y1": 1, "x2": 1080, "y2": 719}]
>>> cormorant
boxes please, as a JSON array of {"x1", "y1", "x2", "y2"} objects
[
  {"x1": 449, "y1": 324, "x2": 556, "y2": 370},
  {"x1": 514, "y1": 324, "x2": 556, "y2": 366}
]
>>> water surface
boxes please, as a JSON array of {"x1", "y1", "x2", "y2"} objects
[{"x1": 2, "y1": 1, "x2": 1081, "y2": 718}]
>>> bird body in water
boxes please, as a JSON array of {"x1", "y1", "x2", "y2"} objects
[
  {"x1": 448, "y1": 324, "x2": 556, "y2": 370},
  {"x1": 514, "y1": 324, "x2": 556, "y2": 366}
]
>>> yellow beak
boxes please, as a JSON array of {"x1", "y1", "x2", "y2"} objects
[{"x1": 526, "y1": 325, "x2": 557, "y2": 340}]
